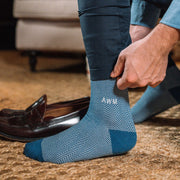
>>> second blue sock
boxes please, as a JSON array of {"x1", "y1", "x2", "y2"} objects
[{"x1": 132, "y1": 56, "x2": 180, "y2": 123}]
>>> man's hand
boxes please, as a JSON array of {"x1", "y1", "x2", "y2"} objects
[
  {"x1": 111, "y1": 24, "x2": 180, "y2": 90},
  {"x1": 130, "y1": 25, "x2": 152, "y2": 42},
  {"x1": 111, "y1": 37, "x2": 168, "y2": 89}
]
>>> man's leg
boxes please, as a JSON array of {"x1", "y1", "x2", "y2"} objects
[
  {"x1": 132, "y1": 55, "x2": 180, "y2": 123},
  {"x1": 24, "y1": 0, "x2": 136, "y2": 164}
]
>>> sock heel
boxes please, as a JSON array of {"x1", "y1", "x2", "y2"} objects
[{"x1": 109, "y1": 130, "x2": 137, "y2": 155}]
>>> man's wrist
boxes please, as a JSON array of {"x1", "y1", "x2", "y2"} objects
[
  {"x1": 146, "y1": 23, "x2": 180, "y2": 55},
  {"x1": 130, "y1": 25, "x2": 152, "y2": 42}
]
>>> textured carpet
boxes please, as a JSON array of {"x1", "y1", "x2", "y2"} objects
[{"x1": 0, "y1": 51, "x2": 179, "y2": 180}]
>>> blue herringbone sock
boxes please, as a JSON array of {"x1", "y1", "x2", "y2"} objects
[
  {"x1": 132, "y1": 56, "x2": 180, "y2": 123},
  {"x1": 24, "y1": 80, "x2": 136, "y2": 164}
]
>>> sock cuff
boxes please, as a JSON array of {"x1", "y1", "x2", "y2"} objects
[{"x1": 90, "y1": 68, "x2": 114, "y2": 81}]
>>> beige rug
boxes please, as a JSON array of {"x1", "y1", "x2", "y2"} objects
[{"x1": 0, "y1": 51, "x2": 179, "y2": 180}]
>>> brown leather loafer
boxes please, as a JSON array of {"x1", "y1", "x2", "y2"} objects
[
  {"x1": 0, "y1": 95, "x2": 89, "y2": 142},
  {"x1": 0, "y1": 95, "x2": 90, "y2": 116}
]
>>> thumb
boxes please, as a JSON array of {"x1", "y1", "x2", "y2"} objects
[{"x1": 111, "y1": 55, "x2": 125, "y2": 78}]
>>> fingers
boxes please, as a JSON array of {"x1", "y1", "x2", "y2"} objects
[
  {"x1": 149, "y1": 81, "x2": 161, "y2": 88},
  {"x1": 112, "y1": 42, "x2": 168, "y2": 90},
  {"x1": 148, "y1": 73, "x2": 166, "y2": 88},
  {"x1": 116, "y1": 67, "x2": 139, "y2": 90},
  {"x1": 148, "y1": 61, "x2": 167, "y2": 88},
  {"x1": 111, "y1": 54, "x2": 125, "y2": 78},
  {"x1": 116, "y1": 61, "x2": 167, "y2": 90},
  {"x1": 117, "y1": 77, "x2": 148, "y2": 90},
  {"x1": 116, "y1": 76, "x2": 130, "y2": 90}
]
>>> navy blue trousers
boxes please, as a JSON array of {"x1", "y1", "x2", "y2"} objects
[{"x1": 78, "y1": 0, "x2": 131, "y2": 81}]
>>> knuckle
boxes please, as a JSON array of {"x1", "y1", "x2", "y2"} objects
[
  {"x1": 119, "y1": 50, "x2": 125, "y2": 58},
  {"x1": 151, "y1": 83, "x2": 158, "y2": 88},
  {"x1": 149, "y1": 81, "x2": 156, "y2": 86},
  {"x1": 126, "y1": 75, "x2": 137, "y2": 84},
  {"x1": 117, "y1": 83, "x2": 124, "y2": 90},
  {"x1": 117, "y1": 81, "x2": 122, "y2": 89},
  {"x1": 138, "y1": 81, "x2": 147, "y2": 87},
  {"x1": 117, "y1": 80, "x2": 126, "y2": 90},
  {"x1": 118, "y1": 52, "x2": 123, "y2": 58},
  {"x1": 149, "y1": 80, "x2": 160, "y2": 87},
  {"x1": 149, "y1": 83, "x2": 156, "y2": 87}
]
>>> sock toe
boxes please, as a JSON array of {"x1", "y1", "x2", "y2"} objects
[{"x1": 24, "y1": 139, "x2": 44, "y2": 162}]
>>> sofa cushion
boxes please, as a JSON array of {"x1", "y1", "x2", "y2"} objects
[
  {"x1": 13, "y1": 0, "x2": 79, "y2": 20},
  {"x1": 16, "y1": 20, "x2": 85, "y2": 51}
]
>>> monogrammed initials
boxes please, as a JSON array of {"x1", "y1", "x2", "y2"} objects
[{"x1": 101, "y1": 97, "x2": 118, "y2": 104}]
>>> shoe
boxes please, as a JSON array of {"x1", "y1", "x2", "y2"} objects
[
  {"x1": 0, "y1": 95, "x2": 90, "y2": 116},
  {"x1": 0, "y1": 95, "x2": 89, "y2": 142}
]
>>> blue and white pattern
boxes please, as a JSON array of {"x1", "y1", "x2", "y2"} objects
[{"x1": 24, "y1": 80, "x2": 137, "y2": 164}]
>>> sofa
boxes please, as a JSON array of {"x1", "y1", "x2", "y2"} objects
[{"x1": 13, "y1": 0, "x2": 85, "y2": 71}]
